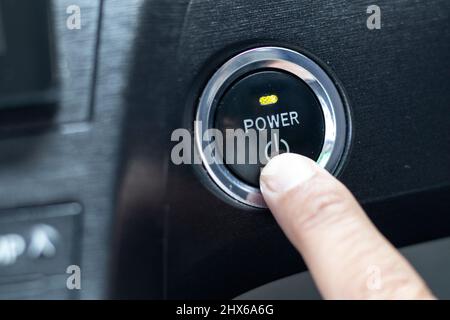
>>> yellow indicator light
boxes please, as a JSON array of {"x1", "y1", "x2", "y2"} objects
[{"x1": 259, "y1": 94, "x2": 278, "y2": 106}]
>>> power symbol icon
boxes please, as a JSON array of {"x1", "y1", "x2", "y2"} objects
[{"x1": 265, "y1": 133, "x2": 290, "y2": 162}]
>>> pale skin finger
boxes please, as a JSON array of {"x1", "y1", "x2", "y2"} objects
[{"x1": 260, "y1": 153, "x2": 435, "y2": 300}]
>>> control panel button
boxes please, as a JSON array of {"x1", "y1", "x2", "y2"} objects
[
  {"x1": 195, "y1": 47, "x2": 350, "y2": 208},
  {"x1": 215, "y1": 70, "x2": 325, "y2": 186},
  {"x1": 0, "y1": 203, "x2": 80, "y2": 280}
]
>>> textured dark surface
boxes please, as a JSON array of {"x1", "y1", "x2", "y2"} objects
[
  {"x1": 114, "y1": 0, "x2": 450, "y2": 299},
  {"x1": 0, "y1": 0, "x2": 448, "y2": 300},
  {"x1": 0, "y1": 0, "x2": 134, "y2": 298}
]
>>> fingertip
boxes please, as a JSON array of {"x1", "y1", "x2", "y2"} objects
[
  {"x1": 258, "y1": 154, "x2": 434, "y2": 300},
  {"x1": 260, "y1": 153, "x2": 318, "y2": 198}
]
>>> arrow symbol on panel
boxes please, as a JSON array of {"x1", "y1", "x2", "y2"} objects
[{"x1": 27, "y1": 224, "x2": 60, "y2": 259}]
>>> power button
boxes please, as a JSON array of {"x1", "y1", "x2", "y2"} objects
[
  {"x1": 195, "y1": 47, "x2": 350, "y2": 208},
  {"x1": 215, "y1": 70, "x2": 325, "y2": 187}
]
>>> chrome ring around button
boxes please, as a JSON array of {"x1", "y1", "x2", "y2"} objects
[{"x1": 195, "y1": 47, "x2": 350, "y2": 208}]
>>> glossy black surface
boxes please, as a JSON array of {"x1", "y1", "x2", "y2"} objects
[{"x1": 215, "y1": 70, "x2": 325, "y2": 186}]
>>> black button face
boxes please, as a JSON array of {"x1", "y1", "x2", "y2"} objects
[{"x1": 214, "y1": 70, "x2": 325, "y2": 187}]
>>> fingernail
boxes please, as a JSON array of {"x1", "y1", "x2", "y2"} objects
[{"x1": 260, "y1": 153, "x2": 316, "y2": 195}]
